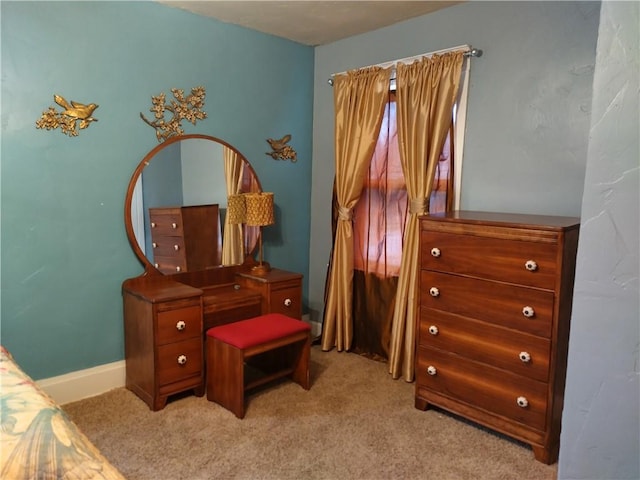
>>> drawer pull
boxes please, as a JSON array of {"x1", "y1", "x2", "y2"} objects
[
  {"x1": 171, "y1": 222, "x2": 178, "y2": 229},
  {"x1": 177, "y1": 354, "x2": 187, "y2": 365},
  {"x1": 516, "y1": 396, "x2": 529, "y2": 408},
  {"x1": 525, "y1": 260, "x2": 538, "y2": 272},
  {"x1": 174, "y1": 244, "x2": 180, "y2": 251},
  {"x1": 154, "y1": 263, "x2": 159, "y2": 268},
  {"x1": 284, "y1": 298, "x2": 292, "y2": 307},
  {"x1": 152, "y1": 242, "x2": 157, "y2": 248},
  {"x1": 175, "y1": 266, "x2": 181, "y2": 272},
  {"x1": 430, "y1": 247, "x2": 441, "y2": 258},
  {"x1": 427, "y1": 366, "x2": 437, "y2": 376},
  {"x1": 176, "y1": 320, "x2": 186, "y2": 331},
  {"x1": 151, "y1": 222, "x2": 156, "y2": 228},
  {"x1": 522, "y1": 306, "x2": 535, "y2": 318},
  {"x1": 429, "y1": 287, "x2": 440, "y2": 297},
  {"x1": 519, "y1": 351, "x2": 531, "y2": 363},
  {"x1": 428, "y1": 325, "x2": 439, "y2": 335}
]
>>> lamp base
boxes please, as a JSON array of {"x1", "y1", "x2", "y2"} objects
[{"x1": 251, "y1": 263, "x2": 271, "y2": 275}]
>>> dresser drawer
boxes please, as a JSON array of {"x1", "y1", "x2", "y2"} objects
[
  {"x1": 421, "y1": 231, "x2": 558, "y2": 290},
  {"x1": 157, "y1": 338, "x2": 202, "y2": 386},
  {"x1": 151, "y1": 237, "x2": 186, "y2": 258},
  {"x1": 157, "y1": 305, "x2": 201, "y2": 344},
  {"x1": 149, "y1": 212, "x2": 184, "y2": 236},
  {"x1": 270, "y1": 286, "x2": 302, "y2": 318},
  {"x1": 419, "y1": 309, "x2": 550, "y2": 382},
  {"x1": 416, "y1": 346, "x2": 548, "y2": 431},
  {"x1": 421, "y1": 271, "x2": 554, "y2": 337},
  {"x1": 152, "y1": 255, "x2": 188, "y2": 275}
]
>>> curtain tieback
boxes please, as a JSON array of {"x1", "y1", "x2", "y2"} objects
[
  {"x1": 409, "y1": 198, "x2": 427, "y2": 215},
  {"x1": 338, "y1": 206, "x2": 353, "y2": 221}
]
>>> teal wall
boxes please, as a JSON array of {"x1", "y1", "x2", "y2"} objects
[{"x1": 1, "y1": 1, "x2": 314, "y2": 379}]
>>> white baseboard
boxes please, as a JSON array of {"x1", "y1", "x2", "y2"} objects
[
  {"x1": 38, "y1": 316, "x2": 322, "y2": 406},
  {"x1": 37, "y1": 360, "x2": 126, "y2": 406}
]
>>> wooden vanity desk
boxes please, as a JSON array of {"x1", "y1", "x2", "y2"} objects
[{"x1": 122, "y1": 134, "x2": 305, "y2": 411}]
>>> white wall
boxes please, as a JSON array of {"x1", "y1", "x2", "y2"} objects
[
  {"x1": 559, "y1": 2, "x2": 640, "y2": 478},
  {"x1": 309, "y1": 1, "x2": 600, "y2": 324}
]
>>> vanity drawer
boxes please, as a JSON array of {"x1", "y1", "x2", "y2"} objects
[
  {"x1": 153, "y1": 255, "x2": 188, "y2": 275},
  {"x1": 270, "y1": 286, "x2": 302, "y2": 318},
  {"x1": 419, "y1": 309, "x2": 550, "y2": 382},
  {"x1": 156, "y1": 305, "x2": 201, "y2": 345},
  {"x1": 416, "y1": 346, "x2": 548, "y2": 431},
  {"x1": 420, "y1": 230, "x2": 558, "y2": 290},
  {"x1": 157, "y1": 338, "x2": 202, "y2": 387},
  {"x1": 420, "y1": 271, "x2": 554, "y2": 337}
]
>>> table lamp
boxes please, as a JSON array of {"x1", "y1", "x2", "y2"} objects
[{"x1": 244, "y1": 192, "x2": 275, "y2": 275}]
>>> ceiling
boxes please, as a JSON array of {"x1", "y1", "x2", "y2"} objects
[{"x1": 157, "y1": 1, "x2": 463, "y2": 46}]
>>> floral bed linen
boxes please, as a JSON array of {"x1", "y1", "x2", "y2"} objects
[{"x1": 1, "y1": 345, "x2": 126, "y2": 479}]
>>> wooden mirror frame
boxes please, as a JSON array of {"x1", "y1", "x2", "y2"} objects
[{"x1": 124, "y1": 134, "x2": 262, "y2": 275}]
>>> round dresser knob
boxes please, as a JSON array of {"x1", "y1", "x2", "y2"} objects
[
  {"x1": 516, "y1": 396, "x2": 529, "y2": 408},
  {"x1": 175, "y1": 266, "x2": 181, "y2": 272},
  {"x1": 522, "y1": 306, "x2": 535, "y2": 318},
  {"x1": 525, "y1": 260, "x2": 538, "y2": 272},
  {"x1": 428, "y1": 325, "x2": 439, "y2": 335},
  {"x1": 177, "y1": 354, "x2": 187, "y2": 365},
  {"x1": 174, "y1": 244, "x2": 180, "y2": 251},
  {"x1": 154, "y1": 263, "x2": 159, "y2": 268},
  {"x1": 519, "y1": 351, "x2": 531, "y2": 363},
  {"x1": 151, "y1": 222, "x2": 156, "y2": 228},
  {"x1": 430, "y1": 247, "x2": 441, "y2": 258},
  {"x1": 176, "y1": 320, "x2": 186, "y2": 331},
  {"x1": 427, "y1": 366, "x2": 437, "y2": 376},
  {"x1": 152, "y1": 242, "x2": 157, "y2": 248},
  {"x1": 171, "y1": 222, "x2": 177, "y2": 229},
  {"x1": 429, "y1": 287, "x2": 440, "y2": 297},
  {"x1": 284, "y1": 298, "x2": 292, "y2": 307}
]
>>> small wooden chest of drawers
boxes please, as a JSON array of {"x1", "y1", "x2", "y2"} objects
[
  {"x1": 236, "y1": 269, "x2": 303, "y2": 319},
  {"x1": 149, "y1": 205, "x2": 221, "y2": 274},
  {"x1": 415, "y1": 211, "x2": 579, "y2": 464}
]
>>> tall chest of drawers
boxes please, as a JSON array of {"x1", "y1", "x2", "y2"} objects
[
  {"x1": 149, "y1": 204, "x2": 221, "y2": 274},
  {"x1": 416, "y1": 211, "x2": 580, "y2": 464}
]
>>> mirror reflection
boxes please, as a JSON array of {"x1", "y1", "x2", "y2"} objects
[{"x1": 128, "y1": 135, "x2": 261, "y2": 274}]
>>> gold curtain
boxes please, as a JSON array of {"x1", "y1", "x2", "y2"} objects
[
  {"x1": 388, "y1": 52, "x2": 464, "y2": 380},
  {"x1": 221, "y1": 145, "x2": 245, "y2": 266},
  {"x1": 321, "y1": 66, "x2": 391, "y2": 352}
]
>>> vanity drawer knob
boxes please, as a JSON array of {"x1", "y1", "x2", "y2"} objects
[
  {"x1": 154, "y1": 263, "x2": 159, "y2": 268},
  {"x1": 152, "y1": 242, "x2": 157, "y2": 248},
  {"x1": 519, "y1": 351, "x2": 531, "y2": 363},
  {"x1": 429, "y1": 287, "x2": 440, "y2": 297},
  {"x1": 516, "y1": 396, "x2": 529, "y2": 408},
  {"x1": 427, "y1": 366, "x2": 437, "y2": 376},
  {"x1": 525, "y1": 260, "x2": 538, "y2": 272},
  {"x1": 171, "y1": 222, "x2": 177, "y2": 229},
  {"x1": 175, "y1": 266, "x2": 181, "y2": 272},
  {"x1": 176, "y1": 320, "x2": 186, "y2": 331},
  {"x1": 428, "y1": 325, "x2": 439, "y2": 335},
  {"x1": 283, "y1": 298, "x2": 292, "y2": 307},
  {"x1": 177, "y1": 354, "x2": 187, "y2": 365},
  {"x1": 174, "y1": 244, "x2": 180, "y2": 251},
  {"x1": 430, "y1": 247, "x2": 441, "y2": 258},
  {"x1": 522, "y1": 306, "x2": 535, "y2": 318},
  {"x1": 151, "y1": 222, "x2": 156, "y2": 228}
]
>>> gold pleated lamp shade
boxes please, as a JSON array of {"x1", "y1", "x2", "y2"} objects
[
  {"x1": 245, "y1": 192, "x2": 275, "y2": 227},
  {"x1": 226, "y1": 194, "x2": 246, "y2": 225}
]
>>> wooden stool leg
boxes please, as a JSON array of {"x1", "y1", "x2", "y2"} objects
[
  {"x1": 207, "y1": 338, "x2": 246, "y2": 418},
  {"x1": 291, "y1": 336, "x2": 311, "y2": 390}
]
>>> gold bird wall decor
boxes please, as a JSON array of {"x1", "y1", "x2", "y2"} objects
[
  {"x1": 266, "y1": 134, "x2": 297, "y2": 162},
  {"x1": 36, "y1": 94, "x2": 99, "y2": 137}
]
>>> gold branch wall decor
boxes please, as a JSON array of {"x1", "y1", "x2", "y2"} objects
[
  {"x1": 266, "y1": 134, "x2": 297, "y2": 162},
  {"x1": 140, "y1": 86, "x2": 207, "y2": 143},
  {"x1": 35, "y1": 94, "x2": 99, "y2": 137}
]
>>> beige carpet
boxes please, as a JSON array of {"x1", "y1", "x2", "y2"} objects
[{"x1": 64, "y1": 346, "x2": 558, "y2": 480}]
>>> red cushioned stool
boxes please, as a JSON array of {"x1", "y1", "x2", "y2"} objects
[{"x1": 206, "y1": 313, "x2": 311, "y2": 418}]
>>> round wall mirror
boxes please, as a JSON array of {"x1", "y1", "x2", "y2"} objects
[{"x1": 124, "y1": 134, "x2": 262, "y2": 274}]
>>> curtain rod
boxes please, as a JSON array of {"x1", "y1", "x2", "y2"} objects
[{"x1": 327, "y1": 45, "x2": 482, "y2": 86}]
